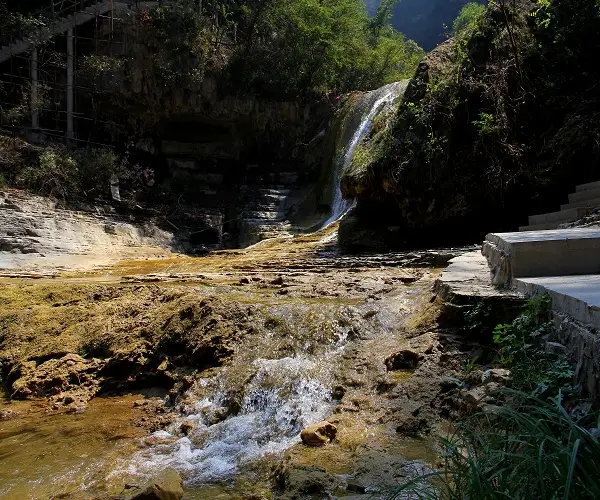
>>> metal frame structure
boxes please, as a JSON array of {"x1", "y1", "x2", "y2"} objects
[{"x1": 0, "y1": 1, "x2": 138, "y2": 147}]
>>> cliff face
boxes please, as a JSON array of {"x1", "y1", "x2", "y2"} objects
[{"x1": 340, "y1": 0, "x2": 600, "y2": 251}]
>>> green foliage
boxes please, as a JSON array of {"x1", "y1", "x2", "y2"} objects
[
  {"x1": 462, "y1": 300, "x2": 493, "y2": 335},
  {"x1": 72, "y1": 148, "x2": 120, "y2": 195},
  {"x1": 472, "y1": 112, "x2": 497, "y2": 135},
  {"x1": 452, "y1": 2, "x2": 487, "y2": 34},
  {"x1": 461, "y1": 355, "x2": 479, "y2": 374},
  {"x1": 532, "y1": 0, "x2": 553, "y2": 29},
  {"x1": 18, "y1": 148, "x2": 79, "y2": 200},
  {"x1": 16, "y1": 146, "x2": 119, "y2": 200},
  {"x1": 237, "y1": 0, "x2": 424, "y2": 96},
  {"x1": 493, "y1": 294, "x2": 574, "y2": 399},
  {"x1": 394, "y1": 393, "x2": 600, "y2": 500},
  {"x1": 151, "y1": 1, "x2": 214, "y2": 87}
]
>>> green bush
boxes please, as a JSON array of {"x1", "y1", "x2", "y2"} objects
[
  {"x1": 394, "y1": 392, "x2": 600, "y2": 500},
  {"x1": 493, "y1": 294, "x2": 574, "y2": 398},
  {"x1": 452, "y1": 2, "x2": 487, "y2": 35},
  {"x1": 17, "y1": 147, "x2": 79, "y2": 199},
  {"x1": 72, "y1": 148, "x2": 120, "y2": 196},
  {"x1": 15, "y1": 146, "x2": 119, "y2": 200}
]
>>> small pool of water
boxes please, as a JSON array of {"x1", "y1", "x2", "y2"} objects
[{"x1": 0, "y1": 395, "x2": 148, "y2": 499}]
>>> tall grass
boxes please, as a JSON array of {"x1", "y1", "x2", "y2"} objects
[{"x1": 393, "y1": 391, "x2": 600, "y2": 499}]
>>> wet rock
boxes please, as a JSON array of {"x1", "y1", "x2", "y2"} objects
[
  {"x1": 273, "y1": 463, "x2": 341, "y2": 499},
  {"x1": 0, "y1": 408, "x2": 17, "y2": 420},
  {"x1": 239, "y1": 277, "x2": 251, "y2": 284},
  {"x1": 121, "y1": 468, "x2": 184, "y2": 500},
  {"x1": 457, "y1": 386, "x2": 490, "y2": 415},
  {"x1": 396, "y1": 417, "x2": 430, "y2": 437},
  {"x1": 271, "y1": 276, "x2": 284, "y2": 286},
  {"x1": 202, "y1": 406, "x2": 229, "y2": 426},
  {"x1": 332, "y1": 385, "x2": 346, "y2": 400},
  {"x1": 481, "y1": 368, "x2": 510, "y2": 384},
  {"x1": 9, "y1": 354, "x2": 104, "y2": 401},
  {"x1": 300, "y1": 421, "x2": 337, "y2": 447},
  {"x1": 346, "y1": 483, "x2": 367, "y2": 493},
  {"x1": 180, "y1": 421, "x2": 195, "y2": 435},
  {"x1": 545, "y1": 341, "x2": 567, "y2": 356},
  {"x1": 385, "y1": 350, "x2": 424, "y2": 371}
]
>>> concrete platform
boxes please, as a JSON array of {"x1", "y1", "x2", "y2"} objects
[
  {"x1": 576, "y1": 180, "x2": 600, "y2": 192},
  {"x1": 434, "y1": 251, "x2": 525, "y2": 332},
  {"x1": 514, "y1": 275, "x2": 600, "y2": 328},
  {"x1": 483, "y1": 228, "x2": 600, "y2": 286}
]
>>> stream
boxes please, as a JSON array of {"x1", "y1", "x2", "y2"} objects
[{"x1": 0, "y1": 81, "x2": 461, "y2": 499}]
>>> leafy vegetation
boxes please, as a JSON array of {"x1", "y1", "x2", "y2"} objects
[
  {"x1": 393, "y1": 295, "x2": 595, "y2": 499},
  {"x1": 78, "y1": 0, "x2": 423, "y2": 99},
  {"x1": 343, "y1": 0, "x2": 600, "y2": 242},
  {"x1": 493, "y1": 294, "x2": 574, "y2": 398},
  {"x1": 452, "y1": 1, "x2": 487, "y2": 34},
  {"x1": 15, "y1": 146, "x2": 120, "y2": 200},
  {"x1": 394, "y1": 392, "x2": 600, "y2": 500}
]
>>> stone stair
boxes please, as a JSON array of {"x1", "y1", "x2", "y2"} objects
[
  {"x1": 519, "y1": 180, "x2": 600, "y2": 231},
  {"x1": 237, "y1": 187, "x2": 295, "y2": 246},
  {"x1": 482, "y1": 228, "x2": 600, "y2": 286}
]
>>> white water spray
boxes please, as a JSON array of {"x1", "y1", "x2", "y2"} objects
[{"x1": 320, "y1": 80, "x2": 409, "y2": 229}]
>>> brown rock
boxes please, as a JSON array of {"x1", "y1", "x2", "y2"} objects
[
  {"x1": 385, "y1": 350, "x2": 424, "y2": 371},
  {"x1": 122, "y1": 468, "x2": 184, "y2": 500},
  {"x1": 180, "y1": 421, "x2": 194, "y2": 436},
  {"x1": 300, "y1": 421, "x2": 337, "y2": 447}
]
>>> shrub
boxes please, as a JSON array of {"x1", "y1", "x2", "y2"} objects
[
  {"x1": 15, "y1": 146, "x2": 120, "y2": 200},
  {"x1": 17, "y1": 147, "x2": 79, "y2": 199},
  {"x1": 493, "y1": 294, "x2": 574, "y2": 399},
  {"x1": 452, "y1": 2, "x2": 487, "y2": 35},
  {"x1": 394, "y1": 392, "x2": 600, "y2": 500}
]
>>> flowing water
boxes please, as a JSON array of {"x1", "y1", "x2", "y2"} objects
[
  {"x1": 0, "y1": 81, "x2": 453, "y2": 499},
  {"x1": 320, "y1": 81, "x2": 409, "y2": 229}
]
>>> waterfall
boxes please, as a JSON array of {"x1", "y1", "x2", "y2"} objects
[{"x1": 319, "y1": 80, "x2": 409, "y2": 229}]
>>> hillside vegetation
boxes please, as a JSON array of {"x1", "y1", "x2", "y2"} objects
[
  {"x1": 341, "y1": 0, "x2": 600, "y2": 248},
  {"x1": 77, "y1": 0, "x2": 424, "y2": 100}
]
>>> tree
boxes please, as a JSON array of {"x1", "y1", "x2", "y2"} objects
[{"x1": 452, "y1": 1, "x2": 486, "y2": 34}]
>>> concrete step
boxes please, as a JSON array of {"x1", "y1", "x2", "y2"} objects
[
  {"x1": 569, "y1": 187, "x2": 600, "y2": 204},
  {"x1": 576, "y1": 180, "x2": 600, "y2": 193},
  {"x1": 519, "y1": 222, "x2": 560, "y2": 232},
  {"x1": 528, "y1": 207, "x2": 588, "y2": 226},
  {"x1": 514, "y1": 274, "x2": 600, "y2": 328},
  {"x1": 482, "y1": 228, "x2": 600, "y2": 286},
  {"x1": 560, "y1": 198, "x2": 600, "y2": 211}
]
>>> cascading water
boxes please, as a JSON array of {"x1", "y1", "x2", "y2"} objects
[
  {"x1": 126, "y1": 356, "x2": 335, "y2": 484},
  {"x1": 120, "y1": 301, "x2": 381, "y2": 491},
  {"x1": 319, "y1": 80, "x2": 409, "y2": 229},
  {"x1": 116, "y1": 81, "x2": 414, "y2": 494}
]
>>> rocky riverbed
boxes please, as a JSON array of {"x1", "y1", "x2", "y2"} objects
[{"x1": 0, "y1": 191, "x2": 492, "y2": 499}]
